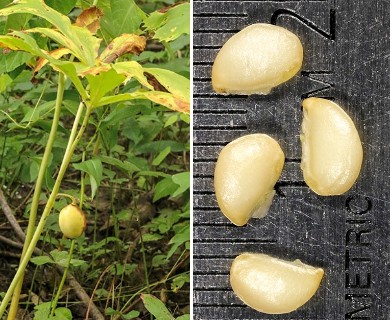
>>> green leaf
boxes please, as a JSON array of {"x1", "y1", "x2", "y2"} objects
[
  {"x1": 100, "y1": 0, "x2": 146, "y2": 40},
  {"x1": 29, "y1": 159, "x2": 40, "y2": 182},
  {"x1": 141, "y1": 233, "x2": 163, "y2": 242},
  {"x1": 34, "y1": 302, "x2": 51, "y2": 319},
  {"x1": 152, "y1": 146, "x2": 171, "y2": 166},
  {"x1": 164, "y1": 114, "x2": 179, "y2": 127},
  {"x1": 137, "y1": 140, "x2": 185, "y2": 153},
  {"x1": 180, "y1": 113, "x2": 190, "y2": 124},
  {"x1": 73, "y1": 159, "x2": 103, "y2": 199},
  {"x1": 148, "y1": 208, "x2": 181, "y2": 234},
  {"x1": 0, "y1": 74, "x2": 12, "y2": 93},
  {"x1": 30, "y1": 255, "x2": 53, "y2": 266},
  {"x1": 45, "y1": 0, "x2": 77, "y2": 15},
  {"x1": 105, "y1": 307, "x2": 121, "y2": 316},
  {"x1": 50, "y1": 62, "x2": 88, "y2": 101},
  {"x1": 143, "y1": 3, "x2": 190, "y2": 42},
  {"x1": 0, "y1": 51, "x2": 31, "y2": 74},
  {"x1": 176, "y1": 315, "x2": 190, "y2": 320},
  {"x1": 123, "y1": 310, "x2": 140, "y2": 320},
  {"x1": 99, "y1": 155, "x2": 141, "y2": 173},
  {"x1": 113, "y1": 61, "x2": 153, "y2": 89},
  {"x1": 69, "y1": 258, "x2": 87, "y2": 267},
  {"x1": 53, "y1": 307, "x2": 72, "y2": 320},
  {"x1": 171, "y1": 172, "x2": 190, "y2": 197},
  {"x1": 166, "y1": 224, "x2": 189, "y2": 259},
  {"x1": 153, "y1": 176, "x2": 178, "y2": 202},
  {"x1": 171, "y1": 273, "x2": 190, "y2": 293},
  {"x1": 141, "y1": 294, "x2": 174, "y2": 320},
  {"x1": 4, "y1": 12, "x2": 31, "y2": 32},
  {"x1": 50, "y1": 250, "x2": 69, "y2": 268},
  {"x1": 21, "y1": 100, "x2": 55, "y2": 123},
  {"x1": 137, "y1": 171, "x2": 170, "y2": 178},
  {"x1": 86, "y1": 68, "x2": 126, "y2": 106}
]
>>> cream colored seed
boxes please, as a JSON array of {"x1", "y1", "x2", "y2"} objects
[
  {"x1": 301, "y1": 97, "x2": 363, "y2": 196},
  {"x1": 214, "y1": 134, "x2": 284, "y2": 226},
  {"x1": 230, "y1": 253, "x2": 324, "y2": 314},
  {"x1": 212, "y1": 23, "x2": 303, "y2": 95}
]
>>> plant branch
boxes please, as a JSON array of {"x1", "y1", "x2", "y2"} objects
[
  {"x1": 7, "y1": 72, "x2": 66, "y2": 320},
  {"x1": 50, "y1": 239, "x2": 75, "y2": 316},
  {"x1": 0, "y1": 103, "x2": 92, "y2": 318}
]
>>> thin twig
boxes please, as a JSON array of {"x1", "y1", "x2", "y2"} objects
[
  {"x1": 85, "y1": 264, "x2": 113, "y2": 320},
  {"x1": 0, "y1": 235, "x2": 24, "y2": 250},
  {"x1": 0, "y1": 235, "x2": 42, "y2": 256},
  {"x1": 0, "y1": 188, "x2": 25, "y2": 242},
  {"x1": 116, "y1": 251, "x2": 190, "y2": 319},
  {"x1": 0, "y1": 251, "x2": 21, "y2": 259}
]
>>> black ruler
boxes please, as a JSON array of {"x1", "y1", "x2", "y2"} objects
[{"x1": 193, "y1": 0, "x2": 390, "y2": 319}]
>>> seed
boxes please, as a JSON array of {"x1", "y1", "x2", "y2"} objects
[
  {"x1": 212, "y1": 23, "x2": 303, "y2": 95},
  {"x1": 300, "y1": 97, "x2": 363, "y2": 195},
  {"x1": 230, "y1": 253, "x2": 324, "y2": 314},
  {"x1": 59, "y1": 204, "x2": 86, "y2": 239},
  {"x1": 214, "y1": 134, "x2": 284, "y2": 226}
]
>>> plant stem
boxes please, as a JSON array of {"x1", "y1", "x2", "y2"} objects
[
  {"x1": 49, "y1": 239, "x2": 76, "y2": 317},
  {"x1": 80, "y1": 151, "x2": 86, "y2": 208},
  {"x1": 139, "y1": 230, "x2": 150, "y2": 294},
  {"x1": 7, "y1": 72, "x2": 65, "y2": 320},
  {"x1": 0, "y1": 103, "x2": 92, "y2": 318}
]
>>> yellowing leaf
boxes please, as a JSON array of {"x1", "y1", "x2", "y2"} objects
[
  {"x1": 74, "y1": 7, "x2": 103, "y2": 34},
  {"x1": 144, "y1": 91, "x2": 190, "y2": 113},
  {"x1": 113, "y1": 61, "x2": 153, "y2": 89},
  {"x1": 0, "y1": 32, "x2": 88, "y2": 101},
  {"x1": 25, "y1": 27, "x2": 100, "y2": 66},
  {"x1": 98, "y1": 34, "x2": 146, "y2": 63},
  {"x1": 95, "y1": 91, "x2": 190, "y2": 113},
  {"x1": 0, "y1": 0, "x2": 100, "y2": 66},
  {"x1": 0, "y1": 32, "x2": 46, "y2": 58},
  {"x1": 34, "y1": 48, "x2": 72, "y2": 74},
  {"x1": 81, "y1": 65, "x2": 112, "y2": 76},
  {"x1": 143, "y1": 68, "x2": 190, "y2": 107}
]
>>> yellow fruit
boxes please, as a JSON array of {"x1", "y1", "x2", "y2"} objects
[{"x1": 59, "y1": 204, "x2": 86, "y2": 239}]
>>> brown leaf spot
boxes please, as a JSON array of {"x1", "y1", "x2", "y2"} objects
[
  {"x1": 81, "y1": 65, "x2": 112, "y2": 76},
  {"x1": 144, "y1": 72, "x2": 168, "y2": 92},
  {"x1": 99, "y1": 34, "x2": 146, "y2": 63},
  {"x1": 75, "y1": 7, "x2": 103, "y2": 34},
  {"x1": 157, "y1": 2, "x2": 185, "y2": 13},
  {"x1": 173, "y1": 97, "x2": 190, "y2": 113},
  {"x1": 1, "y1": 47, "x2": 12, "y2": 54}
]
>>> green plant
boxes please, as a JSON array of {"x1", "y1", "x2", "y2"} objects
[{"x1": 0, "y1": 0, "x2": 190, "y2": 318}]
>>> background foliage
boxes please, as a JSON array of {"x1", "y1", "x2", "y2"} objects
[{"x1": 0, "y1": 0, "x2": 190, "y2": 319}]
